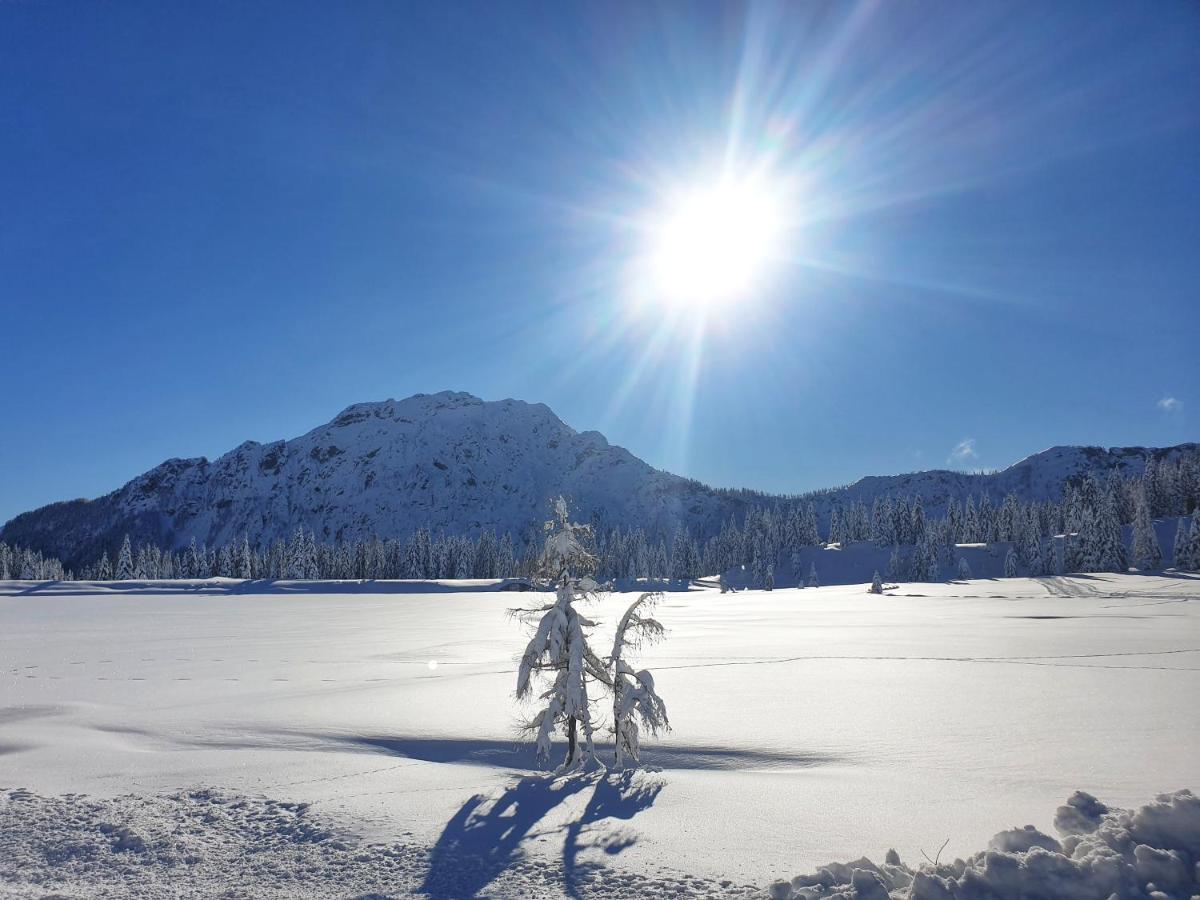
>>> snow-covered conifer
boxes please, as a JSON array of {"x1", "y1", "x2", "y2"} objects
[
  {"x1": 806, "y1": 562, "x2": 819, "y2": 588},
  {"x1": 962, "y1": 495, "x2": 980, "y2": 543},
  {"x1": 957, "y1": 556, "x2": 972, "y2": 581},
  {"x1": 115, "y1": 535, "x2": 134, "y2": 581},
  {"x1": 1184, "y1": 508, "x2": 1200, "y2": 572},
  {"x1": 514, "y1": 498, "x2": 611, "y2": 772},
  {"x1": 216, "y1": 545, "x2": 234, "y2": 578},
  {"x1": 1172, "y1": 517, "x2": 1189, "y2": 570},
  {"x1": 869, "y1": 571, "x2": 883, "y2": 594},
  {"x1": 239, "y1": 535, "x2": 254, "y2": 579},
  {"x1": 887, "y1": 546, "x2": 903, "y2": 581},
  {"x1": 97, "y1": 551, "x2": 112, "y2": 581},
  {"x1": 609, "y1": 592, "x2": 669, "y2": 768},
  {"x1": 1130, "y1": 489, "x2": 1163, "y2": 571},
  {"x1": 1004, "y1": 546, "x2": 1018, "y2": 578},
  {"x1": 765, "y1": 564, "x2": 774, "y2": 591}
]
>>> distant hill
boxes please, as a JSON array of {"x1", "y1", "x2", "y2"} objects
[{"x1": 2, "y1": 389, "x2": 1194, "y2": 570}]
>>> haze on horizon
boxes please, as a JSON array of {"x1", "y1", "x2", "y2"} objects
[{"x1": 2, "y1": 1, "x2": 1198, "y2": 525}]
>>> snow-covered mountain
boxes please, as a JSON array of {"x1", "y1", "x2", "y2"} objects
[
  {"x1": 2, "y1": 390, "x2": 1194, "y2": 570},
  {"x1": 822, "y1": 443, "x2": 1198, "y2": 514},
  {"x1": 0, "y1": 392, "x2": 762, "y2": 569}
]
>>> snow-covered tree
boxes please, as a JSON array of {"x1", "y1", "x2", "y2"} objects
[
  {"x1": 609, "y1": 592, "x2": 669, "y2": 768},
  {"x1": 805, "y1": 562, "x2": 819, "y2": 588},
  {"x1": 1183, "y1": 508, "x2": 1200, "y2": 572},
  {"x1": 869, "y1": 570, "x2": 883, "y2": 594},
  {"x1": 957, "y1": 556, "x2": 972, "y2": 581},
  {"x1": 1172, "y1": 517, "x2": 1190, "y2": 570},
  {"x1": 886, "y1": 546, "x2": 903, "y2": 582},
  {"x1": 1130, "y1": 489, "x2": 1162, "y2": 571},
  {"x1": 97, "y1": 550, "x2": 112, "y2": 581},
  {"x1": 1004, "y1": 546, "x2": 1018, "y2": 578},
  {"x1": 514, "y1": 498, "x2": 611, "y2": 772},
  {"x1": 239, "y1": 535, "x2": 254, "y2": 579},
  {"x1": 764, "y1": 564, "x2": 774, "y2": 591},
  {"x1": 115, "y1": 535, "x2": 134, "y2": 581}
]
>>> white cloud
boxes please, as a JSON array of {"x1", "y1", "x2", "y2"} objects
[
  {"x1": 948, "y1": 438, "x2": 977, "y2": 465},
  {"x1": 1157, "y1": 396, "x2": 1183, "y2": 412}
]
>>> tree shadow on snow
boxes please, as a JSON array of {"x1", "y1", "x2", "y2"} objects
[
  {"x1": 420, "y1": 770, "x2": 662, "y2": 900},
  {"x1": 561, "y1": 771, "x2": 662, "y2": 900},
  {"x1": 294, "y1": 733, "x2": 843, "y2": 772}
]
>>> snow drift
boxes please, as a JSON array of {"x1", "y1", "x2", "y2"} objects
[{"x1": 771, "y1": 789, "x2": 1200, "y2": 900}]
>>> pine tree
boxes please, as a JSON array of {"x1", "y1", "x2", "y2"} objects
[
  {"x1": 805, "y1": 562, "x2": 819, "y2": 588},
  {"x1": 1182, "y1": 508, "x2": 1200, "y2": 571},
  {"x1": 887, "y1": 546, "x2": 903, "y2": 582},
  {"x1": 869, "y1": 570, "x2": 883, "y2": 594},
  {"x1": 910, "y1": 495, "x2": 926, "y2": 545},
  {"x1": 1094, "y1": 491, "x2": 1126, "y2": 573},
  {"x1": 97, "y1": 551, "x2": 113, "y2": 581},
  {"x1": 1130, "y1": 488, "x2": 1163, "y2": 571},
  {"x1": 1004, "y1": 546, "x2": 1018, "y2": 578},
  {"x1": 962, "y1": 495, "x2": 980, "y2": 543},
  {"x1": 239, "y1": 535, "x2": 254, "y2": 579},
  {"x1": 514, "y1": 498, "x2": 610, "y2": 772},
  {"x1": 1026, "y1": 530, "x2": 1045, "y2": 576},
  {"x1": 609, "y1": 592, "x2": 669, "y2": 768},
  {"x1": 765, "y1": 564, "x2": 774, "y2": 591},
  {"x1": 216, "y1": 545, "x2": 234, "y2": 578},
  {"x1": 115, "y1": 535, "x2": 134, "y2": 581},
  {"x1": 957, "y1": 556, "x2": 972, "y2": 581},
  {"x1": 1053, "y1": 537, "x2": 1066, "y2": 576},
  {"x1": 1172, "y1": 517, "x2": 1189, "y2": 570}
]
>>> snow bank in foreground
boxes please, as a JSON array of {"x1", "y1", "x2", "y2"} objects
[{"x1": 771, "y1": 789, "x2": 1200, "y2": 900}]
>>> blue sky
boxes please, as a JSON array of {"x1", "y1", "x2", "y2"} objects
[{"x1": 2, "y1": 1, "x2": 1198, "y2": 524}]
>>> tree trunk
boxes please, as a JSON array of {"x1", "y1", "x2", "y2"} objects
[{"x1": 567, "y1": 716, "x2": 577, "y2": 767}]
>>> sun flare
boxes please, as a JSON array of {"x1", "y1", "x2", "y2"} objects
[{"x1": 644, "y1": 176, "x2": 786, "y2": 309}]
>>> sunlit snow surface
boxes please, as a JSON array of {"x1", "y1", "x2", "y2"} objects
[{"x1": 2, "y1": 574, "x2": 1197, "y2": 897}]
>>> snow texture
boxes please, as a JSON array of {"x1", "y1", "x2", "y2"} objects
[
  {"x1": 1, "y1": 573, "x2": 1197, "y2": 896},
  {"x1": 0, "y1": 784, "x2": 756, "y2": 899}
]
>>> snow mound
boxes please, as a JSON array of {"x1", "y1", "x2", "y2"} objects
[{"x1": 773, "y1": 789, "x2": 1200, "y2": 899}]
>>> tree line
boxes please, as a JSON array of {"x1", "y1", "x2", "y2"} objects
[{"x1": 8, "y1": 452, "x2": 1200, "y2": 584}]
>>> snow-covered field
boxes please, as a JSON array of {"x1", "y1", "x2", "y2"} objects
[{"x1": 2, "y1": 574, "x2": 1198, "y2": 897}]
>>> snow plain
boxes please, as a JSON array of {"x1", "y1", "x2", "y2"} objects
[{"x1": 2, "y1": 573, "x2": 1198, "y2": 897}]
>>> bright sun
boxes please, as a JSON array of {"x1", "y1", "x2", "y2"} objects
[{"x1": 644, "y1": 176, "x2": 785, "y2": 309}]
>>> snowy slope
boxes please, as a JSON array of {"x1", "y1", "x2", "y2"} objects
[
  {"x1": 1, "y1": 575, "x2": 1197, "y2": 897},
  {"x1": 2, "y1": 389, "x2": 1194, "y2": 570}
]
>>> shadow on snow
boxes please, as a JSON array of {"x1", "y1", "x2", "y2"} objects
[
  {"x1": 287, "y1": 733, "x2": 845, "y2": 772},
  {"x1": 419, "y1": 770, "x2": 662, "y2": 900}
]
